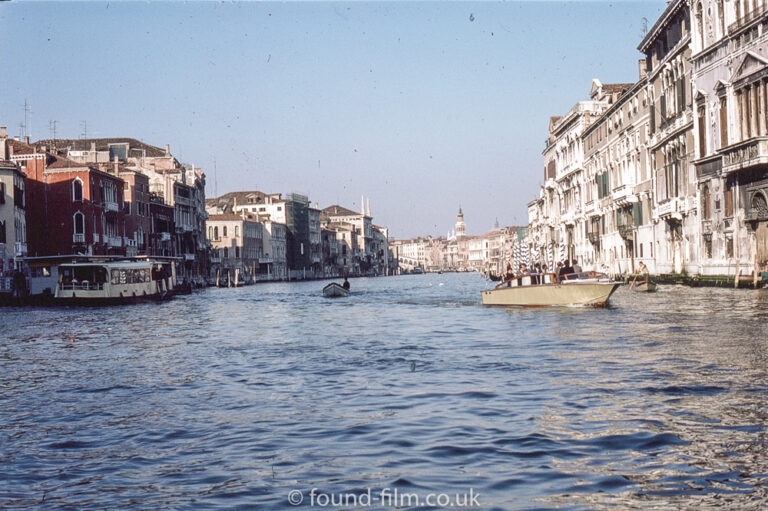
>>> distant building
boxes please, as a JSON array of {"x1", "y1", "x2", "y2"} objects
[
  {"x1": 206, "y1": 213, "x2": 263, "y2": 285},
  {"x1": 0, "y1": 128, "x2": 26, "y2": 294}
]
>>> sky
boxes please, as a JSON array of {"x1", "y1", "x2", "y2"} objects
[{"x1": 0, "y1": 0, "x2": 667, "y2": 239}]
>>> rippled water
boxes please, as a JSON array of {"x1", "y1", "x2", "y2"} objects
[{"x1": 2, "y1": 273, "x2": 768, "y2": 510}]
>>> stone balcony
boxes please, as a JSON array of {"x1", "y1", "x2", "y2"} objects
[
  {"x1": 618, "y1": 224, "x2": 634, "y2": 240},
  {"x1": 657, "y1": 198, "x2": 679, "y2": 217},
  {"x1": 720, "y1": 137, "x2": 768, "y2": 174},
  {"x1": 73, "y1": 233, "x2": 85, "y2": 243},
  {"x1": 104, "y1": 201, "x2": 119, "y2": 212}
]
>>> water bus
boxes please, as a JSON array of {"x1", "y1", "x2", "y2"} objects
[{"x1": 55, "y1": 260, "x2": 176, "y2": 305}]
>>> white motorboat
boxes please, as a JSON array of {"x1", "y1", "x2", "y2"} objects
[
  {"x1": 322, "y1": 282, "x2": 349, "y2": 298},
  {"x1": 481, "y1": 271, "x2": 620, "y2": 307}
]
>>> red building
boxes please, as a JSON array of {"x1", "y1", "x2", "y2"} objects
[{"x1": 8, "y1": 140, "x2": 126, "y2": 257}]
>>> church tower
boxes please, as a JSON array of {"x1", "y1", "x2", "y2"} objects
[{"x1": 455, "y1": 207, "x2": 466, "y2": 240}]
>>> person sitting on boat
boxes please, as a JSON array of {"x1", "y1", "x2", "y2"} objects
[
  {"x1": 342, "y1": 277, "x2": 350, "y2": 290},
  {"x1": 560, "y1": 260, "x2": 575, "y2": 281},
  {"x1": 518, "y1": 263, "x2": 530, "y2": 276}
]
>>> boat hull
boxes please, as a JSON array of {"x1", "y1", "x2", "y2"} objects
[
  {"x1": 323, "y1": 283, "x2": 349, "y2": 298},
  {"x1": 481, "y1": 282, "x2": 620, "y2": 307},
  {"x1": 631, "y1": 281, "x2": 657, "y2": 292}
]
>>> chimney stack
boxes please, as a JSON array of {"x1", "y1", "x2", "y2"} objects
[
  {"x1": 1, "y1": 126, "x2": 6, "y2": 138},
  {"x1": 165, "y1": 144, "x2": 170, "y2": 156},
  {"x1": 638, "y1": 59, "x2": 647, "y2": 80},
  {"x1": 91, "y1": 142, "x2": 96, "y2": 153},
  {"x1": 24, "y1": 136, "x2": 29, "y2": 145}
]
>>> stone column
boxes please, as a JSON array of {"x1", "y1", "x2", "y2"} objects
[{"x1": 752, "y1": 83, "x2": 759, "y2": 137}]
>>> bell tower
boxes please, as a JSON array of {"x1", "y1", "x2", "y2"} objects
[{"x1": 455, "y1": 207, "x2": 466, "y2": 240}]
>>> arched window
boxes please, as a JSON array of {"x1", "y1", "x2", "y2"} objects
[
  {"x1": 223, "y1": 226, "x2": 228, "y2": 237},
  {"x1": 235, "y1": 226, "x2": 239, "y2": 237},
  {"x1": 208, "y1": 226, "x2": 213, "y2": 239},
  {"x1": 214, "y1": 226, "x2": 219, "y2": 240},
  {"x1": 73, "y1": 178, "x2": 83, "y2": 202},
  {"x1": 74, "y1": 212, "x2": 85, "y2": 234}
]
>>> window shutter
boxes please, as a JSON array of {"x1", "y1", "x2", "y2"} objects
[
  {"x1": 698, "y1": 107, "x2": 707, "y2": 157},
  {"x1": 660, "y1": 95, "x2": 666, "y2": 121},
  {"x1": 719, "y1": 99, "x2": 728, "y2": 147}
]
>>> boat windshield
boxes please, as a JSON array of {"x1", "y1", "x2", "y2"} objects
[{"x1": 59, "y1": 265, "x2": 109, "y2": 290}]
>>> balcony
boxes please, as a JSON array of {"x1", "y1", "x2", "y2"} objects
[
  {"x1": 160, "y1": 232, "x2": 172, "y2": 242},
  {"x1": 107, "y1": 236, "x2": 123, "y2": 247},
  {"x1": 728, "y1": 4, "x2": 768, "y2": 33},
  {"x1": 184, "y1": 253, "x2": 195, "y2": 261},
  {"x1": 73, "y1": 233, "x2": 85, "y2": 243},
  {"x1": 587, "y1": 232, "x2": 600, "y2": 245},
  {"x1": 618, "y1": 224, "x2": 634, "y2": 240},
  {"x1": 611, "y1": 184, "x2": 634, "y2": 203},
  {"x1": 259, "y1": 256, "x2": 273, "y2": 264},
  {"x1": 746, "y1": 208, "x2": 768, "y2": 222},
  {"x1": 104, "y1": 201, "x2": 119, "y2": 212},
  {"x1": 720, "y1": 137, "x2": 768, "y2": 173},
  {"x1": 657, "y1": 198, "x2": 678, "y2": 217}
]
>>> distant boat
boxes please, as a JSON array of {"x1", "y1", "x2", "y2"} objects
[
  {"x1": 323, "y1": 282, "x2": 349, "y2": 298},
  {"x1": 412, "y1": 268, "x2": 423, "y2": 274},
  {"x1": 481, "y1": 271, "x2": 620, "y2": 307},
  {"x1": 630, "y1": 280, "x2": 657, "y2": 292}
]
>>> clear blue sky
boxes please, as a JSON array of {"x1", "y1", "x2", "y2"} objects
[{"x1": 1, "y1": 1, "x2": 666, "y2": 239}]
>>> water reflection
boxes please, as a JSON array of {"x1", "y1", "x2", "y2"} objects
[{"x1": 1, "y1": 275, "x2": 767, "y2": 509}]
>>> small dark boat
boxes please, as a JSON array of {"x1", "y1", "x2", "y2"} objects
[
  {"x1": 323, "y1": 282, "x2": 349, "y2": 298},
  {"x1": 630, "y1": 280, "x2": 657, "y2": 292}
]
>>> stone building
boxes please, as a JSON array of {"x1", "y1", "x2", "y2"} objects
[
  {"x1": 639, "y1": 0, "x2": 698, "y2": 275},
  {"x1": 0, "y1": 130, "x2": 26, "y2": 294},
  {"x1": 206, "y1": 213, "x2": 263, "y2": 285},
  {"x1": 692, "y1": 0, "x2": 768, "y2": 276}
]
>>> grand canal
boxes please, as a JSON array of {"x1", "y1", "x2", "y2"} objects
[{"x1": 2, "y1": 273, "x2": 767, "y2": 510}]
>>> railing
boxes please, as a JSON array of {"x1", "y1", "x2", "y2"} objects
[
  {"x1": 59, "y1": 281, "x2": 105, "y2": 291},
  {"x1": 104, "y1": 201, "x2": 119, "y2": 212},
  {"x1": 14, "y1": 242, "x2": 27, "y2": 256},
  {"x1": 107, "y1": 236, "x2": 123, "y2": 247},
  {"x1": 73, "y1": 233, "x2": 85, "y2": 243},
  {"x1": 728, "y1": 3, "x2": 768, "y2": 33},
  {"x1": 720, "y1": 137, "x2": 768, "y2": 173},
  {"x1": 657, "y1": 198, "x2": 678, "y2": 216},
  {"x1": 618, "y1": 224, "x2": 634, "y2": 240}
]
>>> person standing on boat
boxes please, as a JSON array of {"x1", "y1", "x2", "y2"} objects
[
  {"x1": 572, "y1": 260, "x2": 582, "y2": 273},
  {"x1": 555, "y1": 261, "x2": 564, "y2": 281},
  {"x1": 342, "y1": 277, "x2": 350, "y2": 290}
]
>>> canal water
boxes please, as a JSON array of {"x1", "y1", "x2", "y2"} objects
[{"x1": 2, "y1": 273, "x2": 767, "y2": 510}]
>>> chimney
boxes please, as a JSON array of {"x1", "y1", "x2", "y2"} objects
[
  {"x1": 113, "y1": 154, "x2": 119, "y2": 174},
  {"x1": 638, "y1": 59, "x2": 647, "y2": 80},
  {"x1": 165, "y1": 144, "x2": 170, "y2": 156},
  {"x1": 91, "y1": 142, "x2": 96, "y2": 153},
  {"x1": 367, "y1": 198, "x2": 371, "y2": 216},
  {"x1": 0, "y1": 126, "x2": 6, "y2": 138},
  {"x1": 23, "y1": 136, "x2": 29, "y2": 144},
  {"x1": 0, "y1": 126, "x2": 6, "y2": 160}
]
